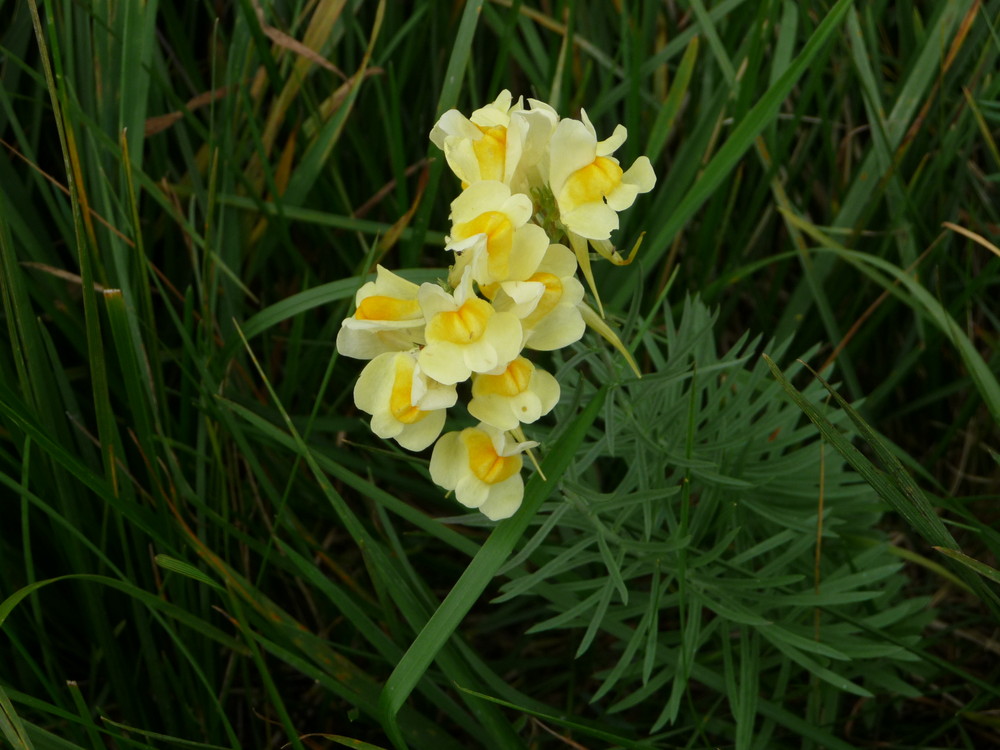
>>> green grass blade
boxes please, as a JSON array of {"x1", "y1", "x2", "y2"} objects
[
  {"x1": 763, "y1": 354, "x2": 1000, "y2": 617},
  {"x1": 219, "y1": 397, "x2": 479, "y2": 556},
  {"x1": 781, "y1": 210, "x2": 1000, "y2": 423},
  {"x1": 230, "y1": 324, "x2": 519, "y2": 746},
  {"x1": 454, "y1": 685, "x2": 655, "y2": 750},
  {"x1": 775, "y1": 0, "x2": 975, "y2": 337},
  {"x1": 298, "y1": 736, "x2": 389, "y2": 750},
  {"x1": 0, "y1": 682, "x2": 35, "y2": 750},
  {"x1": 377, "y1": 387, "x2": 608, "y2": 740},
  {"x1": 934, "y1": 547, "x2": 1000, "y2": 586},
  {"x1": 645, "y1": 37, "x2": 699, "y2": 165},
  {"x1": 404, "y1": 0, "x2": 484, "y2": 265},
  {"x1": 688, "y1": 0, "x2": 736, "y2": 86},
  {"x1": 153, "y1": 555, "x2": 225, "y2": 592},
  {"x1": 610, "y1": 0, "x2": 853, "y2": 310},
  {"x1": 283, "y1": 1, "x2": 386, "y2": 207},
  {"x1": 0, "y1": 574, "x2": 241, "y2": 650}
]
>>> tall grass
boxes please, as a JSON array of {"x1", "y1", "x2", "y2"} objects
[{"x1": 1, "y1": 1, "x2": 998, "y2": 748}]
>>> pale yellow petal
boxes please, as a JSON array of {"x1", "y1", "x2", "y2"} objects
[
  {"x1": 605, "y1": 181, "x2": 641, "y2": 212},
  {"x1": 478, "y1": 475, "x2": 524, "y2": 520},
  {"x1": 623, "y1": 155, "x2": 656, "y2": 193},
  {"x1": 461, "y1": 338, "x2": 500, "y2": 375},
  {"x1": 470, "y1": 89, "x2": 514, "y2": 128},
  {"x1": 449, "y1": 180, "x2": 512, "y2": 224},
  {"x1": 537, "y1": 243, "x2": 578, "y2": 277},
  {"x1": 509, "y1": 391, "x2": 543, "y2": 424},
  {"x1": 530, "y1": 367, "x2": 560, "y2": 414},
  {"x1": 596, "y1": 123, "x2": 627, "y2": 156},
  {"x1": 562, "y1": 202, "x2": 619, "y2": 240},
  {"x1": 467, "y1": 393, "x2": 519, "y2": 431},
  {"x1": 483, "y1": 312, "x2": 523, "y2": 372},
  {"x1": 548, "y1": 118, "x2": 597, "y2": 194},
  {"x1": 395, "y1": 409, "x2": 446, "y2": 451},
  {"x1": 429, "y1": 431, "x2": 466, "y2": 491},
  {"x1": 372, "y1": 265, "x2": 421, "y2": 298},
  {"x1": 370, "y1": 410, "x2": 404, "y2": 440},
  {"x1": 495, "y1": 280, "x2": 545, "y2": 317},
  {"x1": 336, "y1": 324, "x2": 398, "y2": 360},
  {"x1": 444, "y1": 138, "x2": 483, "y2": 185},
  {"x1": 430, "y1": 109, "x2": 479, "y2": 149},
  {"x1": 417, "y1": 281, "x2": 458, "y2": 320},
  {"x1": 352, "y1": 353, "x2": 396, "y2": 413},
  {"x1": 505, "y1": 224, "x2": 549, "y2": 282},
  {"x1": 455, "y1": 474, "x2": 490, "y2": 509},
  {"x1": 414, "y1": 371, "x2": 458, "y2": 411},
  {"x1": 525, "y1": 304, "x2": 586, "y2": 351},
  {"x1": 418, "y1": 340, "x2": 470, "y2": 385}
]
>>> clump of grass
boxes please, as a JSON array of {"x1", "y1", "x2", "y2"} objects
[{"x1": 0, "y1": 1, "x2": 998, "y2": 748}]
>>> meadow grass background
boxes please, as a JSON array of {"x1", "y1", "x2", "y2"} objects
[{"x1": 1, "y1": 0, "x2": 1000, "y2": 748}]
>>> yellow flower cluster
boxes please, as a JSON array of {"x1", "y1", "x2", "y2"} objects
[{"x1": 336, "y1": 91, "x2": 655, "y2": 520}]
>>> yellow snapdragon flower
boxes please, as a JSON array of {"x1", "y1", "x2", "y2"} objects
[
  {"x1": 468, "y1": 356, "x2": 560, "y2": 431},
  {"x1": 336, "y1": 266, "x2": 425, "y2": 359},
  {"x1": 417, "y1": 269, "x2": 522, "y2": 385},
  {"x1": 445, "y1": 180, "x2": 549, "y2": 287},
  {"x1": 430, "y1": 90, "x2": 558, "y2": 191},
  {"x1": 429, "y1": 423, "x2": 538, "y2": 520},
  {"x1": 548, "y1": 110, "x2": 656, "y2": 242},
  {"x1": 353, "y1": 351, "x2": 456, "y2": 451}
]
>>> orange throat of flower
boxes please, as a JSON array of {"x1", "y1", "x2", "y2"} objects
[{"x1": 463, "y1": 430, "x2": 522, "y2": 484}]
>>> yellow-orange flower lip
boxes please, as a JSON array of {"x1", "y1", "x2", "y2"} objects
[
  {"x1": 389, "y1": 356, "x2": 427, "y2": 425},
  {"x1": 474, "y1": 357, "x2": 533, "y2": 398},
  {"x1": 355, "y1": 295, "x2": 421, "y2": 321},
  {"x1": 426, "y1": 297, "x2": 492, "y2": 343},
  {"x1": 463, "y1": 430, "x2": 522, "y2": 485},
  {"x1": 561, "y1": 156, "x2": 624, "y2": 208}
]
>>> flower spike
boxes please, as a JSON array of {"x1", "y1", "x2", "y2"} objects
[{"x1": 338, "y1": 91, "x2": 656, "y2": 519}]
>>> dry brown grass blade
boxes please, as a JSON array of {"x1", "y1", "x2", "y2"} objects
[
  {"x1": 528, "y1": 717, "x2": 591, "y2": 750},
  {"x1": 145, "y1": 85, "x2": 231, "y2": 136},
  {"x1": 294, "y1": 0, "x2": 385, "y2": 186},
  {"x1": 898, "y1": 0, "x2": 980, "y2": 153},
  {"x1": 1, "y1": 137, "x2": 135, "y2": 247},
  {"x1": 11, "y1": 147, "x2": 193, "y2": 309},
  {"x1": 819, "y1": 235, "x2": 942, "y2": 374},
  {"x1": 274, "y1": 127, "x2": 299, "y2": 197},
  {"x1": 258, "y1": 0, "x2": 347, "y2": 158},
  {"x1": 258, "y1": 15, "x2": 347, "y2": 79},
  {"x1": 488, "y1": 0, "x2": 619, "y2": 73},
  {"x1": 250, "y1": 126, "x2": 300, "y2": 244},
  {"x1": 942, "y1": 220, "x2": 1000, "y2": 260},
  {"x1": 353, "y1": 158, "x2": 432, "y2": 219},
  {"x1": 20, "y1": 262, "x2": 106, "y2": 291},
  {"x1": 299, "y1": 0, "x2": 349, "y2": 72}
]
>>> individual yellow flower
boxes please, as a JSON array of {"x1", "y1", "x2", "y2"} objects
[
  {"x1": 548, "y1": 110, "x2": 656, "y2": 241},
  {"x1": 353, "y1": 351, "x2": 456, "y2": 451},
  {"x1": 417, "y1": 269, "x2": 522, "y2": 385},
  {"x1": 430, "y1": 90, "x2": 558, "y2": 191},
  {"x1": 468, "y1": 356, "x2": 560, "y2": 431},
  {"x1": 336, "y1": 266, "x2": 425, "y2": 359},
  {"x1": 429, "y1": 423, "x2": 537, "y2": 520},
  {"x1": 445, "y1": 180, "x2": 549, "y2": 287},
  {"x1": 490, "y1": 243, "x2": 586, "y2": 351}
]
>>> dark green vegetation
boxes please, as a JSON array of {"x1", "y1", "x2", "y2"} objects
[{"x1": 1, "y1": 1, "x2": 999, "y2": 748}]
